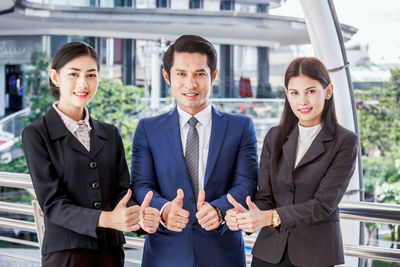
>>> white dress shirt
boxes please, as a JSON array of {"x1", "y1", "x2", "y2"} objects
[
  {"x1": 52, "y1": 103, "x2": 92, "y2": 151},
  {"x1": 177, "y1": 104, "x2": 212, "y2": 192},
  {"x1": 159, "y1": 104, "x2": 212, "y2": 220},
  {"x1": 295, "y1": 123, "x2": 322, "y2": 168}
]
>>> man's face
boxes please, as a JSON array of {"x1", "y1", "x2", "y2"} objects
[{"x1": 163, "y1": 52, "x2": 218, "y2": 115}]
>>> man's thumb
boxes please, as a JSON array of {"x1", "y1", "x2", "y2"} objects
[
  {"x1": 174, "y1": 189, "x2": 184, "y2": 207},
  {"x1": 197, "y1": 190, "x2": 205, "y2": 210},
  {"x1": 141, "y1": 191, "x2": 153, "y2": 211},
  {"x1": 227, "y1": 194, "x2": 246, "y2": 212}
]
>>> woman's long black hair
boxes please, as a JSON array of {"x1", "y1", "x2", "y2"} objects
[{"x1": 271, "y1": 57, "x2": 338, "y2": 174}]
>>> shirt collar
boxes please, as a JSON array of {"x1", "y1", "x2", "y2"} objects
[
  {"x1": 177, "y1": 104, "x2": 212, "y2": 129},
  {"x1": 52, "y1": 103, "x2": 92, "y2": 133},
  {"x1": 297, "y1": 122, "x2": 322, "y2": 138}
]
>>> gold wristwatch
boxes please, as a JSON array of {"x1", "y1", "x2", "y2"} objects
[{"x1": 271, "y1": 209, "x2": 281, "y2": 227}]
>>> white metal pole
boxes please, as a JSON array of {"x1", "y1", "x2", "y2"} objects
[
  {"x1": 299, "y1": 1, "x2": 361, "y2": 266},
  {"x1": 151, "y1": 50, "x2": 160, "y2": 112}
]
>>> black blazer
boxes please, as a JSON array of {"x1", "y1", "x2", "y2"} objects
[
  {"x1": 22, "y1": 107, "x2": 135, "y2": 255},
  {"x1": 252, "y1": 123, "x2": 359, "y2": 267}
]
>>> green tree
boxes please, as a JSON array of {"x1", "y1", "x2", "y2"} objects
[
  {"x1": 2, "y1": 50, "x2": 146, "y2": 173},
  {"x1": 89, "y1": 78, "x2": 146, "y2": 167},
  {"x1": 357, "y1": 68, "x2": 400, "y2": 257},
  {"x1": 24, "y1": 50, "x2": 53, "y2": 124}
]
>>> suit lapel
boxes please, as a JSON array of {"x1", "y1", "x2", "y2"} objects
[
  {"x1": 295, "y1": 124, "x2": 334, "y2": 169},
  {"x1": 44, "y1": 107, "x2": 107, "y2": 158},
  {"x1": 204, "y1": 107, "x2": 227, "y2": 186},
  {"x1": 45, "y1": 107, "x2": 92, "y2": 157},
  {"x1": 165, "y1": 108, "x2": 190, "y2": 179},
  {"x1": 282, "y1": 126, "x2": 298, "y2": 171},
  {"x1": 90, "y1": 118, "x2": 107, "y2": 157}
]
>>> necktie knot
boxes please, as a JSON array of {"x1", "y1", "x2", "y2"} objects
[{"x1": 188, "y1": 117, "x2": 198, "y2": 128}]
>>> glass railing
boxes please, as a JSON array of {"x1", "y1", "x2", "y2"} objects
[
  {"x1": 139, "y1": 97, "x2": 284, "y2": 143},
  {"x1": 1, "y1": 171, "x2": 400, "y2": 266},
  {"x1": 0, "y1": 108, "x2": 30, "y2": 162}
]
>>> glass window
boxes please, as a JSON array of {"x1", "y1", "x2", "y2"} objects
[
  {"x1": 189, "y1": 0, "x2": 202, "y2": 9},
  {"x1": 220, "y1": 0, "x2": 234, "y2": 10},
  {"x1": 157, "y1": 0, "x2": 170, "y2": 8},
  {"x1": 114, "y1": 38, "x2": 124, "y2": 65}
]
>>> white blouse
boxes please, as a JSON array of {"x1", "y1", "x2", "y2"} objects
[{"x1": 295, "y1": 123, "x2": 322, "y2": 168}]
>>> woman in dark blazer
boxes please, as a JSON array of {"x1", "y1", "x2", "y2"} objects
[
  {"x1": 225, "y1": 57, "x2": 359, "y2": 267},
  {"x1": 22, "y1": 42, "x2": 160, "y2": 267}
]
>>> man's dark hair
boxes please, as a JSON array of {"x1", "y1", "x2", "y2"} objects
[{"x1": 163, "y1": 35, "x2": 217, "y2": 80}]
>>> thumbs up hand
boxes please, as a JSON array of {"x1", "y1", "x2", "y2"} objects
[
  {"x1": 161, "y1": 189, "x2": 190, "y2": 232},
  {"x1": 139, "y1": 191, "x2": 161, "y2": 234},
  {"x1": 225, "y1": 194, "x2": 246, "y2": 231},
  {"x1": 196, "y1": 190, "x2": 221, "y2": 231},
  {"x1": 97, "y1": 189, "x2": 141, "y2": 231},
  {"x1": 236, "y1": 196, "x2": 273, "y2": 233}
]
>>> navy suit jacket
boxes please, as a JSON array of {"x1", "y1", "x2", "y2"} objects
[{"x1": 131, "y1": 106, "x2": 258, "y2": 267}]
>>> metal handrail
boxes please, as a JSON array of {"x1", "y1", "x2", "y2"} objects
[
  {"x1": 0, "y1": 108, "x2": 30, "y2": 125},
  {"x1": 0, "y1": 172, "x2": 33, "y2": 189},
  {"x1": 344, "y1": 245, "x2": 400, "y2": 263},
  {"x1": 0, "y1": 201, "x2": 34, "y2": 215},
  {"x1": 340, "y1": 201, "x2": 400, "y2": 225},
  {"x1": 0, "y1": 217, "x2": 37, "y2": 232},
  {"x1": 0, "y1": 251, "x2": 40, "y2": 263},
  {"x1": 0, "y1": 172, "x2": 35, "y2": 197},
  {"x1": 0, "y1": 235, "x2": 40, "y2": 248},
  {"x1": 1, "y1": 171, "x2": 400, "y2": 264}
]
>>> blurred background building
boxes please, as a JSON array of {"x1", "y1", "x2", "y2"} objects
[
  {"x1": 1, "y1": 1, "x2": 400, "y2": 266},
  {"x1": 0, "y1": 0, "x2": 357, "y2": 117}
]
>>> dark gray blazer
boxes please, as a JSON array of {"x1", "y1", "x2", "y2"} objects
[
  {"x1": 253, "y1": 123, "x2": 359, "y2": 267},
  {"x1": 22, "y1": 107, "x2": 135, "y2": 255}
]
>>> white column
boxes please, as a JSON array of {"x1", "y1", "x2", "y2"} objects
[
  {"x1": 299, "y1": 1, "x2": 360, "y2": 266},
  {"x1": 106, "y1": 38, "x2": 114, "y2": 78},
  {"x1": 203, "y1": 0, "x2": 219, "y2": 11},
  {"x1": 151, "y1": 51, "x2": 160, "y2": 111},
  {"x1": 171, "y1": 0, "x2": 189, "y2": 9},
  {"x1": 0, "y1": 64, "x2": 5, "y2": 117},
  {"x1": 136, "y1": 0, "x2": 156, "y2": 8}
]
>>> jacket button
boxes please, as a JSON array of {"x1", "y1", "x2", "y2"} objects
[
  {"x1": 89, "y1": 162, "x2": 97, "y2": 168},
  {"x1": 192, "y1": 222, "x2": 198, "y2": 230},
  {"x1": 188, "y1": 197, "x2": 194, "y2": 203},
  {"x1": 91, "y1": 182, "x2": 100, "y2": 189},
  {"x1": 289, "y1": 187, "x2": 295, "y2": 194},
  {"x1": 93, "y1": 202, "x2": 102, "y2": 209}
]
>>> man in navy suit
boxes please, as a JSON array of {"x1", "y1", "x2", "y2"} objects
[{"x1": 131, "y1": 35, "x2": 258, "y2": 267}]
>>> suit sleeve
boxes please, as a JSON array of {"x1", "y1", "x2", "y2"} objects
[
  {"x1": 114, "y1": 126, "x2": 137, "y2": 207},
  {"x1": 276, "y1": 132, "x2": 359, "y2": 228},
  {"x1": 254, "y1": 129, "x2": 276, "y2": 211},
  {"x1": 209, "y1": 117, "x2": 258, "y2": 216},
  {"x1": 22, "y1": 126, "x2": 101, "y2": 239},
  {"x1": 130, "y1": 119, "x2": 167, "y2": 211}
]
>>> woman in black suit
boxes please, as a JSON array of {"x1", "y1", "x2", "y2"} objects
[
  {"x1": 225, "y1": 57, "x2": 359, "y2": 267},
  {"x1": 22, "y1": 42, "x2": 160, "y2": 267}
]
